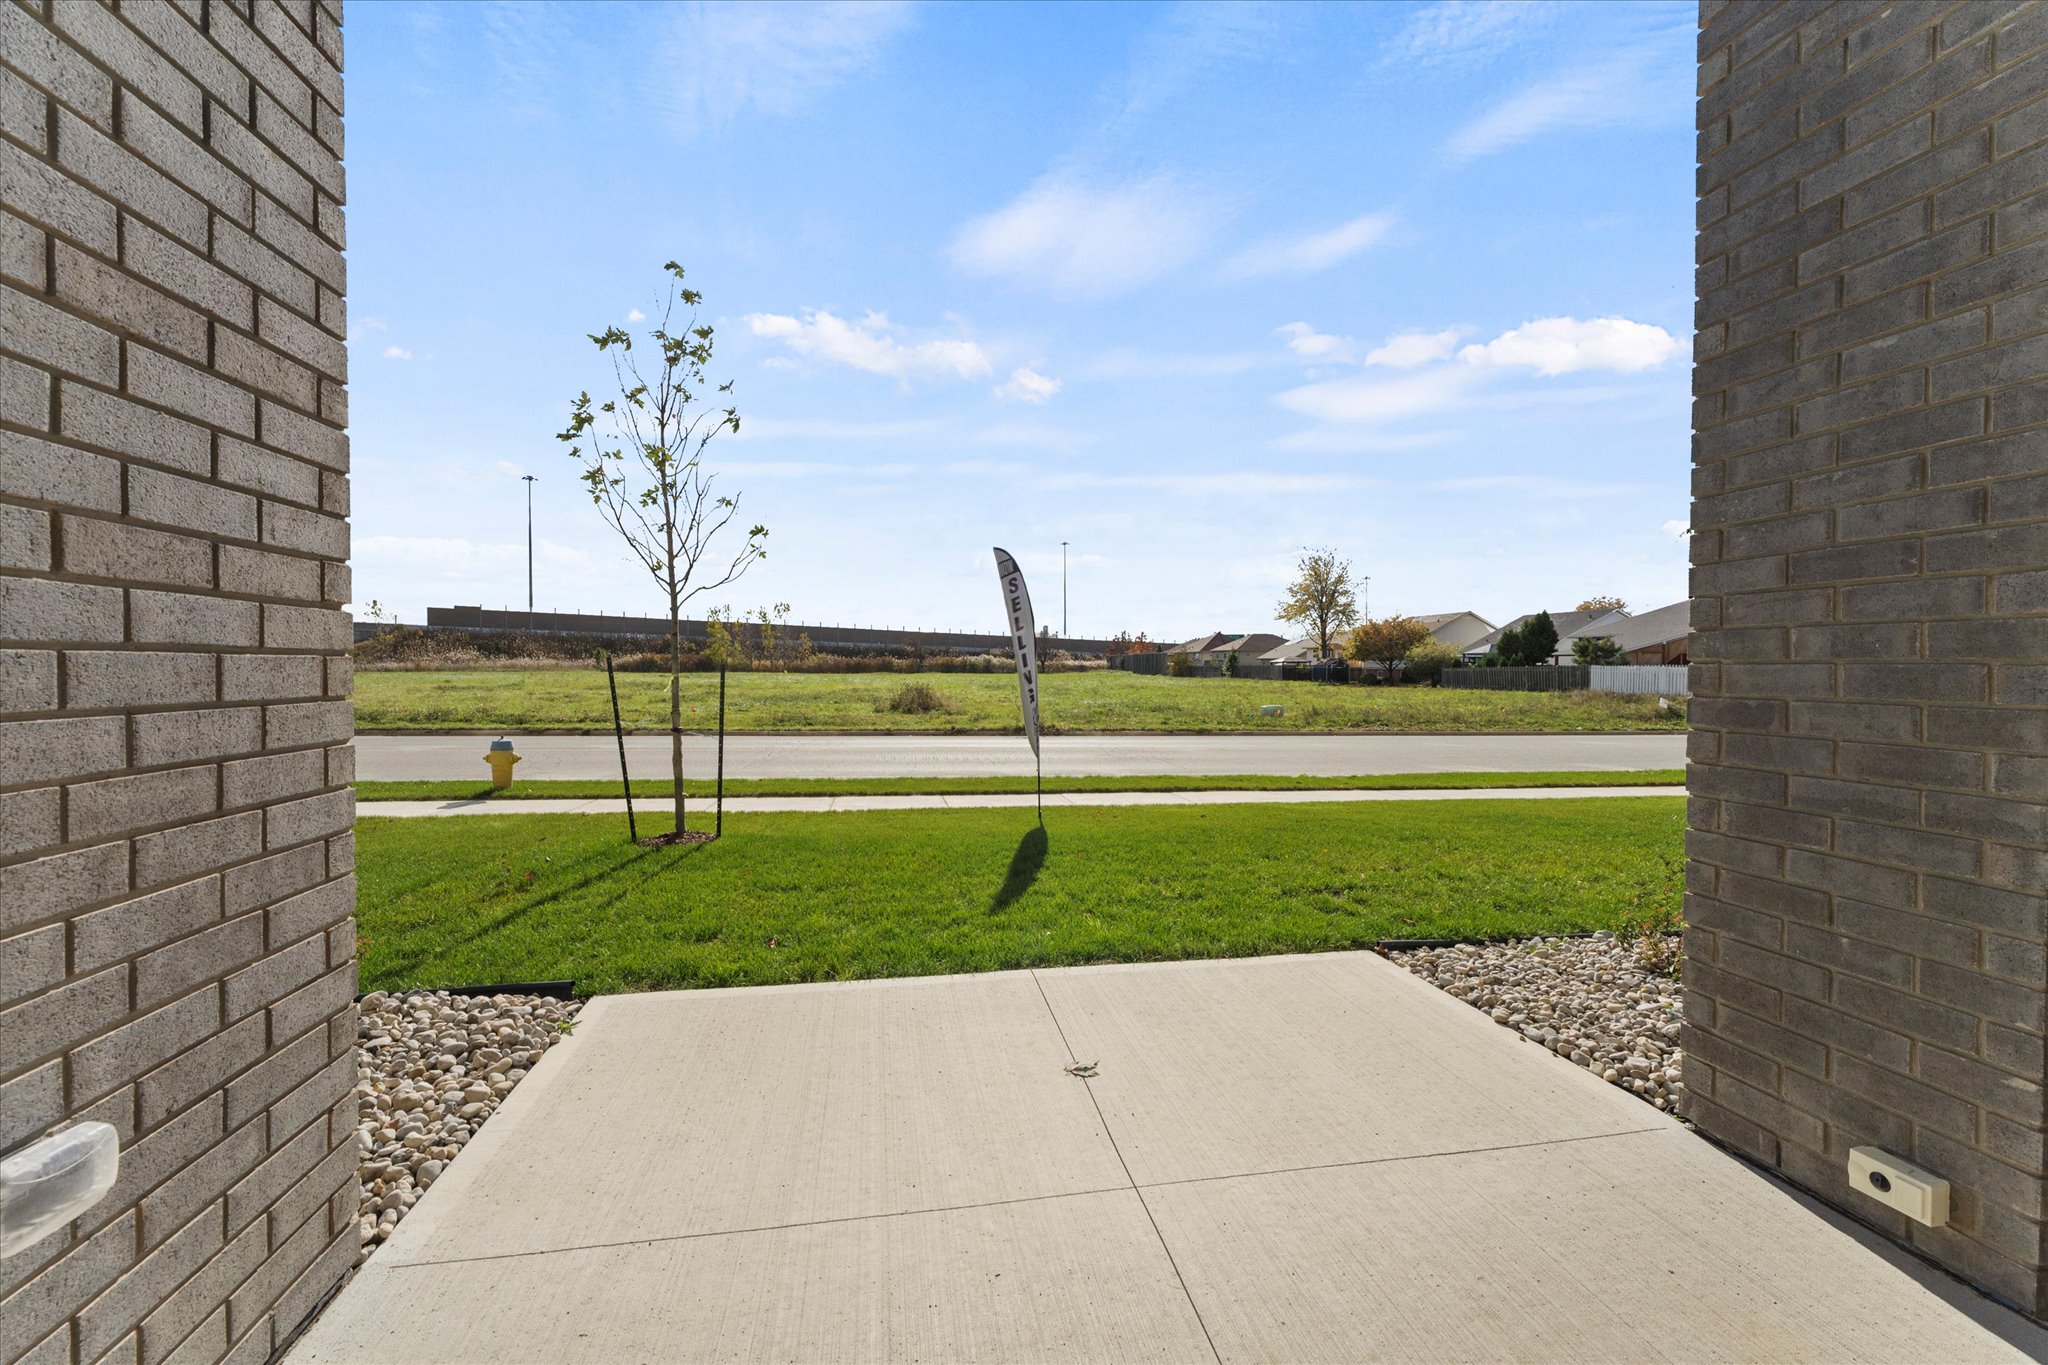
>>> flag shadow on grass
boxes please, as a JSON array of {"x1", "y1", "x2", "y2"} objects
[{"x1": 991, "y1": 825, "x2": 1048, "y2": 910}]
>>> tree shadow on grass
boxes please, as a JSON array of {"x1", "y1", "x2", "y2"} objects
[
  {"x1": 378, "y1": 840, "x2": 708, "y2": 986},
  {"x1": 991, "y1": 825, "x2": 1048, "y2": 911}
]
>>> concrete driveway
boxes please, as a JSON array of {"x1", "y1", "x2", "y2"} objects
[
  {"x1": 355, "y1": 731, "x2": 1688, "y2": 782},
  {"x1": 291, "y1": 953, "x2": 2043, "y2": 1363}
]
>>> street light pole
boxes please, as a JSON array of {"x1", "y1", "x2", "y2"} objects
[
  {"x1": 1061, "y1": 540, "x2": 1068, "y2": 637},
  {"x1": 1362, "y1": 574, "x2": 1370, "y2": 622},
  {"x1": 523, "y1": 474, "x2": 537, "y2": 632}
]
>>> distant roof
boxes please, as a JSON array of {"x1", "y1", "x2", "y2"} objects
[
  {"x1": 1169, "y1": 632, "x2": 1231, "y2": 655},
  {"x1": 1465, "y1": 608, "x2": 1628, "y2": 655},
  {"x1": 1220, "y1": 632, "x2": 1287, "y2": 656},
  {"x1": 1586, "y1": 600, "x2": 1689, "y2": 652},
  {"x1": 1412, "y1": 611, "x2": 1489, "y2": 630},
  {"x1": 1262, "y1": 636, "x2": 1318, "y2": 661}
]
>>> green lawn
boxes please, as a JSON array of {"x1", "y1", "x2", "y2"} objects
[
  {"x1": 355, "y1": 797, "x2": 1685, "y2": 995},
  {"x1": 355, "y1": 768, "x2": 1686, "y2": 802},
  {"x1": 353, "y1": 668, "x2": 1688, "y2": 734}
]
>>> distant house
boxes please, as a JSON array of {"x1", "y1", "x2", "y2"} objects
[
  {"x1": 1413, "y1": 611, "x2": 1497, "y2": 654},
  {"x1": 1462, "y1": 608, "x2": 1632, "y2": 665},
  {"x1": 1564, "y1": 600, "x2": 1689, "y2": 665},
  {"x1": 1167, "y1": 632, "x2": 1234, "y2": 662},
  {"x1": 1262, "y1": 636, "x2": 1321, "y2": 663},
  {"x1": 1216, "y1": 632, "x2": 1285, "y2": 664},
  {"x1": 1165, "y1": 632, "x2": 1284, "y2": 668}
]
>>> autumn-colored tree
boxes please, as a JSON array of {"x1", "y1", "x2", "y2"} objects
[
  {"x1": 1348, "y1": 615, "x2": 1431, "y2": 680},
  {"x1": 1105, "y1": 631, "x2": 1154, "y2": 656},
  {"x1": 1577, "y1": 595, "x2": 1627, "y2": 613},
  {"x1": 1276, "y1": 548, "x2": 1360, "y2": 658}
]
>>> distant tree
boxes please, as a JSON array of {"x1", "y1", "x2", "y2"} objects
[
  {"x1": 1224, "y1": 649, "x2": 1240, "y2": 677},
  {"x1": 1521, "y1": 610, "x2": 1560, "y2": 665},
  {"x1": 1491, "y1": 622, "x2": 1525, "y2": 667},
  {"x1": 559, "y1": 261, "x2": 767, "y2": 838},
  {"x1": 1348, "y1": 616, "x2": 1431, "y2": 681},
  {"x1": 1276, "y1": 548, "x2": 1360, "y2": 659},
  {"x1": 1105, "y1": 631, "x2": 1154, "y2": 656},
  {"x1": 1166, "y1": 650, "x2": 1196, "y2": 677},
  {"x1": 1404, "y1": 639, "x2": 1461, "y2": 685},
  {"x1": 1577, "y1": 595, "x2": 1627, "y2": 613},
  {"x1": 1573, "y1": 635, "x2": 1628, "y2": 666}
]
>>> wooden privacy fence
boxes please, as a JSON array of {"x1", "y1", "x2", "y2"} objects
[
  {"x1": 1442, "y1": 665, "x2": 1691, "y2": 695},
  {"x1": 1441, "y1": 667, "x2": 1591, "y2": 691}
]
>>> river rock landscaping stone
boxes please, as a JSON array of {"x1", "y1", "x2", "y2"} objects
[
  {"x1": 353, "y1": 989, "x2": 582, "y2": 1263},
  {"x1": 1390, "y1": 933, "x2": 1684, "y2": 1111}
]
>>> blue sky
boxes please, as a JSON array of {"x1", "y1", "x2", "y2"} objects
[{"x1": 345, "y1": 0, "x2": 1697, "y2": 641}]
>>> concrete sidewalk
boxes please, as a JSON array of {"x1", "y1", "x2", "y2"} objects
[
  {"x1": 356, "y1": 731, "x2": 1689, "y2": 782},
  {"x1": 292, "y1": 953, "x2": 2044, "y2": 1363},
  {"x1": 359, "y1": 784, "x2": 1683, "y2": 817}
]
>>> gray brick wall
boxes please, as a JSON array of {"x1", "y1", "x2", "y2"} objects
[
  {"x1": 1690, "y1": 0, "x2": 2048, "y2": 1314},
  {"x1": 1, "y1": 2, "x2": 353, "y2": 1361}
]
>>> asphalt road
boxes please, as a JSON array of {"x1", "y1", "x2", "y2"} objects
[{"x1": 353, "y1": 732, "x2": 1688, "y2": 782}]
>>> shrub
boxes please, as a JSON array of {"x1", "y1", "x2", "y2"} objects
[
  {"x1": 877, "y1": 682, "x2": 959, "y2": 714},
  {"x1": 1572, "y1": 635, "x2": 1628, "y2": 666},
  {"x1": 1404, "y1": 639, "x2": 1461, "y2": 685}
]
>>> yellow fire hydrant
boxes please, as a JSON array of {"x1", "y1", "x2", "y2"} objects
[{"x1": 484, "y1": 738, "x2": 521, "y2": 789}]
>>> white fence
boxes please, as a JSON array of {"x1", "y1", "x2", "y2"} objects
[{"x1": 1590, "y1": 664, "x2": 1690, "y2": 696}]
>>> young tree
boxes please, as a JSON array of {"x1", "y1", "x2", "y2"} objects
[
  {"x1": 1224, "y1": 649, "x2": 1240, "y2": 677},
  {"x1": 1572, "y1": 634, "x2": 1628, "y2": 666},
  {"x1": 1276, "y1": 548, "x2": 1360, "y2": 658},
  {"x1": 1520, "y1": 610, "x2": 1560, "y2": 665},
  {"x1": 559, "y1": 262, "x2": 767, "y2": 839},
  {"x1": 1348, "y1": 615, "x2": 1430, "y2": 681},
  {"x1": 1577, "y1": 595, "x2": 1627, "y2": 613}
]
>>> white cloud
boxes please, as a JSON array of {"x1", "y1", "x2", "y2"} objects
[
  {"x1": 654, "y1": 1, "x2": 911, "y2": 137},
  {"x1": 744, "y1": 310, "x2": 993, "y2": 382},
  {"x1": 1392, "y1": 1, "x2": 1548, "y2": 66},
  {"x1": 626, "y1": 308, "x2": 646, "y2": 322},
  {"x1": 1661, "y1": 519, "x2": 1693, "y2": 540},
  {"x1": 1276, "y1": 322, "x2": 1353, "y2": 361},
  {"x1": 383, "y1": 345, "x2": 415, "y2": 360},
  {"x1": 1365, "y1": 329, "x2": 1463, "y2": 368},
  {"x1": 1116, "y1": 1, "x2": 1291, "y2": 122},
  {"x1": 1456, "y1": 317, "x2": 1678, "y2": 375},
  {"x1": 1274, "y1": 367, "x2": 1476, "y2": 426},
  {"x1": 1228, "y1": 212, "x2": 1394, "y2": 277},
  {"x1": 1446, "y1": 49, "x2": 1683, "y2": 161},
  {"x1": 494, "y1": 461, "x2": 527, "y2": 479},
  {"x1": 993, "y1": 368, "x2": 1062, "y2": 404},
  {"x1": 1271, "y1": 315, "x2": 1676, "y2": 437},
  {"x1": 949, "y1": 174, "x2": 1219, "y2": 297}
]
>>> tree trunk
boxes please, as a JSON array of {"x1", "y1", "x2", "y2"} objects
[{"x1": 669, "y1": 592, "x2": 684, "y2": 836}]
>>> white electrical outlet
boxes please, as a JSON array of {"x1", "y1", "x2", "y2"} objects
[{"x1": 1847, "y1": 1146, "x2": 1949, "y2": 1226}]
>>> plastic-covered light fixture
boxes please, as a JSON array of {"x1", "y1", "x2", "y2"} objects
[{"x1": 1, "y1": 1123, "x2": 120, "y2": 1257}]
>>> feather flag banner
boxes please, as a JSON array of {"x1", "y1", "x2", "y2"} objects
[{"x1": 993, "y1": 547, "x2": 1041, "y2": 760}]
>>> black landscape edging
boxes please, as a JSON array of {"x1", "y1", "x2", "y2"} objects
[{"x1": 356, "y1": 979, "x2": 578, "y2": 1001}]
